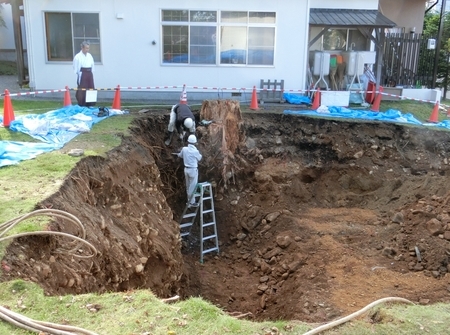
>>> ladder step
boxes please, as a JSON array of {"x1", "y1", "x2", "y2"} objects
[
  {"x1": 203, "y1": 247, "x2": 219, "y2": 254},
  {"x1": 202, "y1": 234, "x2": 217, "y2": 241},
  {"x1": 180, "y1": 181, "x2": 219, "y2": 263}
]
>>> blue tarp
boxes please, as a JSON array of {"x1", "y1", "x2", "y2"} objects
[
  {"x1": 0, "y1": 106, "x2": 127, "y2": 167},
  {"x1": 283, "y1": 93, "x2": 311, "y2": 105},
  {"x1": 283, "y1": 105, "x2": 450, "y2": 129},
  {"x1": 282, "y1": 92, "x2": 450, "y2": 128},
  {"x1": 0, "y1": 141, "x2": 61, "y2": 167}
]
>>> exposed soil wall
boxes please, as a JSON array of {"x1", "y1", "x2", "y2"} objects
[{"x1": 2, "y1": 132, "x2": 186, "y2": 297}]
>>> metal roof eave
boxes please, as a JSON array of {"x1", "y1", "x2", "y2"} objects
[
  {"x1": 309, "y1": 24, "x2": 394, "y2": 29},
  {"x1": 310, "y1": 9, "x2": 397, "y2": 29}
]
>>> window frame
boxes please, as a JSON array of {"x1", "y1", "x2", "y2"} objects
[
  {"x1": 161, "y1": 9, "x2": 276, "y2": 67},
  {"x1": 44, "y1": 11, "x2": 102, "y2": 63},
  {"x1": 322, "y1": 28, "x2": 368, "y2": 52}
]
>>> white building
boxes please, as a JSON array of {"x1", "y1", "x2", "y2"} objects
[{"x1": 0, "y1": 0, "x2": 430, "y2": 101}]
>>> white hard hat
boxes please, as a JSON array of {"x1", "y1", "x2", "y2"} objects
[
  {"x1": 187, "y1": 134, "x2": 197, "y2": 144},
  {"x1": 184, "y1": 118, "x2": 194, "y2": 129}
]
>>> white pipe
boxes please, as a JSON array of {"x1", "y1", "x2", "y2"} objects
[{"x1": 303, "y1": 297, "x2": 413, "y2": 335}]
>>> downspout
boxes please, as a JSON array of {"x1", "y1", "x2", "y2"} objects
[
  {"x1": 432, "y1": 0, "x2": 446, "y2": 89},
  {"x1": 10, "y1": 0, "x2": 25, "y2": 86},
  {"x1": 374, "y1": 28, "x2": 385, "y2": 90},
  {"x1": 22, "y1": 0, "x2": 34, "y2": 89},
  {"x1": 305, "y1": 0, "x2": 312, "y2": 90}
]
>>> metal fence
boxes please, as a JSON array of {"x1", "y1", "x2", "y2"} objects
[{"x1": 381, "y1": 33, "x2": 436, "y2": 89}]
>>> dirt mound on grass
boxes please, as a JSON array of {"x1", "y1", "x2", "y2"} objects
[{"x1": 2, "y1": 101, "x2": 450, "y2": 323}]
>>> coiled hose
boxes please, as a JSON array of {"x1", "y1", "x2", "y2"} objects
[{"x1": 0, "y1": 209, "x2": 99, "y2": 334}]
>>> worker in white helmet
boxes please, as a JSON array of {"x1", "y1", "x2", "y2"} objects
[
  {"x1": 177, "y1": 134, "x2": 202, "y2": 207},
  {"x1": 165, "y1": 103, "x2": 196, "y2": 145}
]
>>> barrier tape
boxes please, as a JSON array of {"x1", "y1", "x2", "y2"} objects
[
  {"x1": 380, "y1": 91, "x2": 439, "y2": 104},
  {"x1": 321, "y1": 89, "x2": 440, "y2": 105},
  {"x1": 0, "y1": 85, "x2": 442, "y2": 107},
  {"x1": 2, "y1": 88, "x2": 68, "y2": 98}
]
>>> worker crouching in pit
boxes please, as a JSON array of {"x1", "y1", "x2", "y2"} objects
[{"x1": 165, "y1": 95, "x2": 196, "y2": 146}]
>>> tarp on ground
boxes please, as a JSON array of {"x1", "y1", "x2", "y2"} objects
[
  {"x1": 0, "y1": 106, "x2": 127, "y2": 167},
  {"x1": 283, "y1": 106, "x2": 450, "y2": 129},
  {"x1": 0, "y1": 141, "x2": 61, "y2": 167},
  {"x1": 283, "y1": 92, "x2": 311, "y2": 105}
]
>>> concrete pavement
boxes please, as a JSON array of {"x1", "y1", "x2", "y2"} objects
[{"x1": 0, "y1": 75, "x2": 21, "y2": 94}]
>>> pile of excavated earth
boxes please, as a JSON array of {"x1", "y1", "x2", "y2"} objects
[{"x1": 2, "y1": 100, "x2": 450, "y2": 323}]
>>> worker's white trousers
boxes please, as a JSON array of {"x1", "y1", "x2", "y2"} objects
[
  {"x1": 168, "y1": 110, "x2": 177, "y2": 132},
  {"x1": 184, "y1": 167, "x2": 198, "y2": 204}
]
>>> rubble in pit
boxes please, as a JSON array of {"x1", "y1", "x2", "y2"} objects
[{"x1": 380, "y1": 194, "x2": 450, "y2": 278}]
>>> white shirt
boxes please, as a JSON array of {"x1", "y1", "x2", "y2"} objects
[
  {"x1": 178, "y1": 144, "x2": 202, "y2": 168},
  {"x1": 73, "y1": 51, "x2": 95, "y2": 76}
]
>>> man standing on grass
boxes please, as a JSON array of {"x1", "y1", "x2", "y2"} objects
[
  {"x1": 178, "y1": 134, "x2": 202, "y2": 207},
  {"x1": 73, "y1": 41, "x2": 95, "y2": 107}
]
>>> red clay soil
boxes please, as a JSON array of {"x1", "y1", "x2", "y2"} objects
[{"x1": 2, "y1": 102, "x2": 450, "y2": 324}]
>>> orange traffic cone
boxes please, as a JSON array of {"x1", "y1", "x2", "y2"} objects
[
  {"x1": 311, "y1": 88, "x2": 320, "y2": 110},
  {"x1": 371, "y1": 86, "x2": 383, "y2": 112},
  {"x1": 63, "y1": 86, "x2": 72, "y2": 107},
  {"x1": 428, "y1": 101, "x2": 440, "y2": 123},
  {"x1": 112, "y1": 85, "x2": 121, "y2": 110},
  {"x1": 2, "y1": 89, "x2": 15, "y2": 127},
  {"x1": 250, "y1": 86, "x2": 259, "y2": 110},
  {"x1": 180, "y1": 84, "x2": 187, "y2": 104}
]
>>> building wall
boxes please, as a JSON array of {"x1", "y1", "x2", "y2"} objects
[
  {"x1": 379, "y1": 0, "x2": 426, "y2": 33},
  {"x1": 23, "y1": 0, "x2": 311, "y2": 95},
  {"x1": 312, "y1": 0, "x2": 379, "y2": 10}
]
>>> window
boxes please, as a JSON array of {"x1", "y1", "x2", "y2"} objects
[
  {"x1": 162, "y1": 10, "x2": 217, "y2": 64},
  {"x1": 45, "y1": 12, "x2": 101, "y2": 62},
  {"x1": 322, "y1": 29, "x2": 367, "y2": 51},
  {"x1": 161, "y1": 10, "x2": 275, "y2": 66},
  {"x1": 220, "y1": 11, "x2": 275, "y2": 65}
]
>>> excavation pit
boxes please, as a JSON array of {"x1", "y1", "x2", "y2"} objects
[{"x1": 2, "y1": 102, "x2": 450, "y2": 323}]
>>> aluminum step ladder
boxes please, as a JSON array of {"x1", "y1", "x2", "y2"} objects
[{"x1": 179, "y1": 182, "x2": 219, "y2": 263}]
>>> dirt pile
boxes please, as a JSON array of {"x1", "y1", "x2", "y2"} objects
[{"x1": 2, "y1": 102, "x2": 450, "y2": 323}]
